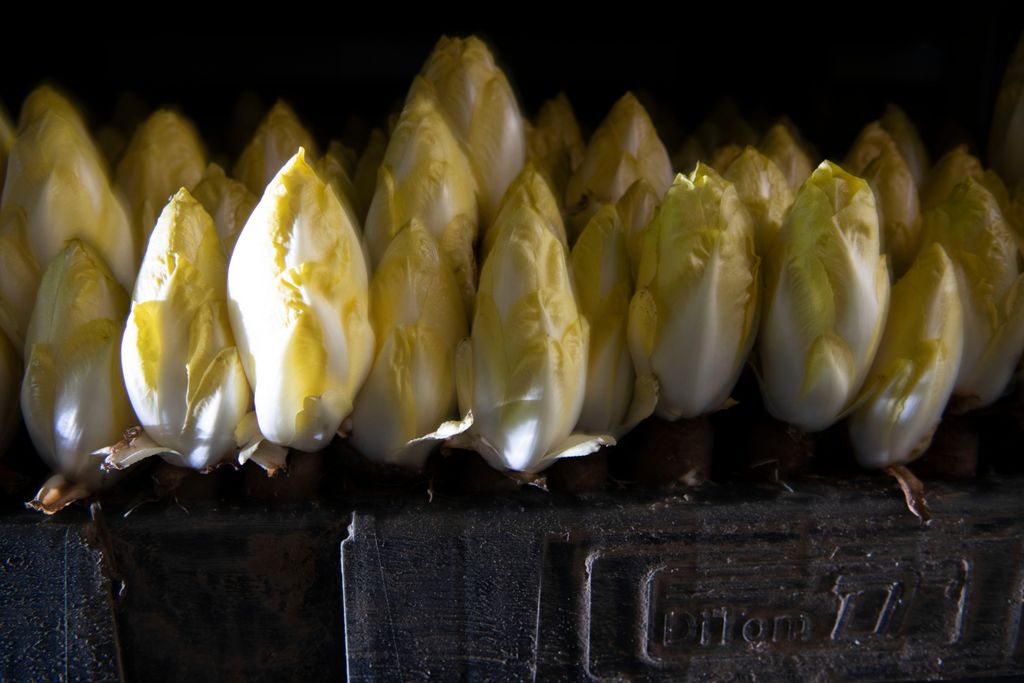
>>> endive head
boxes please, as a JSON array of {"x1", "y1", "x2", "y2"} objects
[
  {"x1": 481, "y1": 163, "x2": 566, "y2": 258},
  {"x1": 1, "y1": 100, "x2": 137, "y2": 292},
  {"x1": 860, "y1": 137, "x2": 922, "y2": 278},
  {"x1": 0, "y1": 103, "x2": 14, "y2": 188},
  {"x1": 528, "y1": 92, "x2": 585, "y2": 203},
  {"x1": 978, "y1": 169, "x2": 1018, "y2": 237},
  {"x1": 120, "y1": 189, "x2": 251, "y2": 471},
  {"x1": 368, "y1": 81, "x2": 479, "y2": 244},
  {"x1": 191, "y1": 163, "x2": 257, "y2": 255},
  {"x1": 880, "y1": 104, "x2": 930, "y2": 187},
  {"x1": 628, "y1": 164, "x2": 759, "y2": 420},
  {"x1": 921, "y1": 177, "x2": 1024, "y2": 410},
  {"x1": 849, "y1": 243, "x2": 963, "y2": 468},
  {"x1": 708, "y1": 144, "x2": 743, "y2": 173},
  {"x1": 777, "y1": 116, "x2": 820, "y2": 163},
  {"x1": 17, "y1": 85, "x2": 89, "y2": 134},
  {"x1": 349, "y1": 220, "x2": 468, "y2": 468},
  {"x1": 1012, "y1": 179, "x2": 1024, "y2": 236},
  {"x1": 327, "y1": 139, "x2": 357, "y2": 176},
  {"x1": 693, "y1": 100, "x2": 759, "y2": 153},
  {"x1": 920, "y1": 145, "x2": 982, "y2": 211},
  {"x1": 571, "y1": 204, "x2": 638, "y2": 434},
  {"x1": 844, "y1": 121, "x2": 897, "y2": 175},
  {"x1": 227, "y1": 148, "x2": 374, "y2": 452},
  {"x1": 760, "y1": 122, "x2": 814, "y2": 191},
  {"x1": 723, "y1": 146, "x2": 795, "y2": 255},
  {"x1": 352, "y1": 127, "x2": 387, "y2": 222},
  {"x1": 1, "y1": 101, "x2": 14, "y2": 143},
  {"x1": 316, "y1": 140, "x2": 360, "y2": 220},
  {"x1": 988, "y1": 35, "x2": 1024, "y2": 187},
  {"x1": 759, "y1": 160, "x2": 889, "y2": 432},
  {"x1": 364, "y1": 81, "x2": 478, "y2": 310},
  {"x1": 565, "y1": 92, "x2": 673, "y2": 242},
  {"x1": 616, "y1": 178, "x2": 660, "y2": 279},
  {"x1": 115, "y1": 109, "x2": 207, "y2": 252},
  {"x1": 21, "y1": 239, "x2": 134, "y2": 484},
  {"x1": 459, "y1": 197, "x2": 596, "y2": 473},
  {"x1": 233, "y1": 100, "x2": 318, "y2": 196},
  {"x1": 419, "y1": 35, "x2": 526, "y2": 222},
  {"x1": 0, "y1": 331, "x2": 19, "y2": 454},
  {"x1": 0, "y1": 209, "x2": 42, "y2": 351}
]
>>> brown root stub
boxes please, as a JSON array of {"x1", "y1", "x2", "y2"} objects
[
  {"x1": 149, "y1": 462, "x2": 236, "y2": 502},
  {"x1": 432, "y1": 449, "x2": 521, "y2": 495},
  {"x1": 912, "y1": 415, "x2": 978, "y2": 479},
  {"x1": 330, "y1": 439, "x2": 429, "y2": 496},
  {"x1": 884, "y1": 465, "x2": 932, "y2": 526},
  {"x1": 546, "y1": 451, "x2": 609, "y2": 492},
  {"x1": 151, "y1": 462, "x2": 194, "y2": 492},
  {"x1": 623, "y1": 416, "x2": 713, "y2": 488},
  {"x1": 507, "y1": 471, "x2": 548, "y2": 490},
  {"x1": 735, "y1": 413, "x2": 815, "y2": 482},
  {"x1": 243, "y1": 450, "x2": 325, "y2": 502},
  {"x1": 27, "y1": 474, "x2": 91, "y2": 515}
]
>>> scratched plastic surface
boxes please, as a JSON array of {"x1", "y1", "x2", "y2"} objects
[
  {"x1": 341, "y1": 480, "x2": 1024, "y2": 681},
  {"x1": 0, "y1": 513, "x2": 119, "y2": 682},
  {"x1": 1, "y1": 479, "x2": 1023, "y2": 681}
]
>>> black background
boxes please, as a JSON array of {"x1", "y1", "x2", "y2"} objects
[{"x1": 1, "y1": 12, "x2": 1023, "y2": 173}]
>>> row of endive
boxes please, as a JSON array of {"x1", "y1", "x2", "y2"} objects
[{"x1": 0, "y1": 36, "x2": 1022, "y2": 512}]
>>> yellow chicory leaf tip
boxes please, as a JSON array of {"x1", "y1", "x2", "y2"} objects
[
  {"x1": 115, "y1": 109, "x2": 207, "y2": 252},
  {"x1": 564, "y1": 92, "x2": 673, "y2": 242},
  {"x1": 482, "y1": 162, "x2": 566, "y2": 259},
  {"x1": 759, "y1": 122, "x2": 814, "y2": 191},
  {"x1": 233, "y1": 100, "x2": 318, "y2": 197},
  {"x1": 851, "y1": 130, "x2": 922, "y2": 278},
  {"x1": 723, "y1": 146, "x2": 794, "y2": 255},
  {"x1": 880, "y1": 103, "x2": 930, "y2": 187},
  {"x1": 17, "y1": 84, "x2": 89, "y2": 134},
  {"x1": 844, "y1": 120, "x2": 898, "y2": 176},
  {"x1": 316, "y1": 140, "x2": 361, "y2": 222},
  {"x1": 920, "y1": 145, "x2": 983, "y2": 212},
  {"x1": 192, "y1": 163, "x2": 258, "y2": 255},
  {"x1": 528, "y1": 92, "x2": 585, "y2": 203}
]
